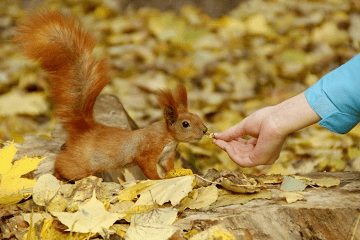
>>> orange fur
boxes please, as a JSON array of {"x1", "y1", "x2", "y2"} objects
[
  {"x1": 173, "y1": 84, "x2": 188, "y2": 113},
  {"x1": 14, "y1": 10, "x2": 207, "y2": 181},
  {"x1": 13, "y1": 10, "x2": 109, "y2": 137}
]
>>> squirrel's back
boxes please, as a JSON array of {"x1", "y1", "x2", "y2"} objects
[{"x1": 13, "y1": 10, "x2": 109, "y2": 136}]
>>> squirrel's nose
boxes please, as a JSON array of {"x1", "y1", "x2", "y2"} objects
[{"x1": 203, "y1": 126, "x2": 208, "y2": 134}]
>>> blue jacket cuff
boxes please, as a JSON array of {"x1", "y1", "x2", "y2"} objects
[
  {"x1": 305, "y1": 53, "x2": 360, "y2": 134},
  {"x1": 305, "y1": 87, "x2": 360, "y2": 134}
]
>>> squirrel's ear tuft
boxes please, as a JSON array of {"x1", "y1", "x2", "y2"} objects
[
  {"x1": 173, "y1": 84, "x2": 188, "y2": 113},
  {"x1": 157, "y1": 90, "x2": 178, "y2": 126},
  {"x1": 165, "y1": 105, "x2": 177, "y2": 126}
]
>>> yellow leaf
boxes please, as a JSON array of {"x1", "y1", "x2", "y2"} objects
[
  {"x1": 189, "y1": 224, "x2": 235, "y2": 240},
  {"x1": 186, "y1": 185, "x2": 218, "y2": 210},
  {"x1": 311, "y1": 177, "x2": 340, "y2": 188},
  {"x1": 0, "y1": 141, "x2": 17, "y2": 175},
  {"x1": 210, "y1": 190, "x2": 271, "y2": 208},
  {"x1": 0, "y1": 191, "x2": 24, "y2": 205},
  {"x1": 135, "y1": 175, "x2": 195, "y2": 206},
  {"x1": 94, "y1": 5, "x2": 115, "y2": 19},
  {"x1": 165, "y1": 168, "x2": 193, "y2": 178},
  {"x1": 124, "y1": 205, "x2": 154, "y2": 222},
  {"x1": 0, "y1": 142, "x2": 44, "y2": 205},
  {"x1": 32, "y1": 174, "x2": 61, "y2": 206},
  {"x1": 278, "y1": 191, "x2": 305, "y2": 203},
  {"x1": 348, "y1": 147, "x2": 360, "y2": 159},
  {"x1": 40, "y1": 218, "x2": 55, "y2": 240},
  {"x1": 7, "y1": 155, "x2": 44, "y2": 178},
  {"x1": 349, "y1": 125, "x2": 360, "y2": 137},
  {"x1": 125, "y1": 208, "x2": 179, "y2": 240},
  {"x1": 118, "y1": 180, "x2": 155, "y2": 203},
  {"x1": 0, "y1": 90, "x2": 48, "y2": 116},
  {"x1": 23, "y1": 211, "x2": 38, "y2": 240},
  {"x1": 245, "y1": 14, "x2": 276, "y2": 37},
  {"x1": 51, "y1": 190, "x2": 123, "y2": 233},
  {"x1": 1, "y1": 175, "x2": 36, "y2": 194}
]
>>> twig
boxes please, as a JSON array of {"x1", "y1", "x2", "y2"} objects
[{"x1": 351, "y1": 212, "x2": 360, "y2": 240}]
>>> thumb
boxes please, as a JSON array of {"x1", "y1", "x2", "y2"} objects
[{"x1": 215, "y1": 120, "x2": 248, "y2": 141}]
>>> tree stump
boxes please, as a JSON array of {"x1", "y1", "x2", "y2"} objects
[{"x1": 175, "y1": 171, "x2": 360, "y2": 240}]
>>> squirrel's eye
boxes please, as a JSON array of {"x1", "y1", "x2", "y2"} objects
[{"x1": 182, "y1": 121, "x2": 190, "y2": 128}]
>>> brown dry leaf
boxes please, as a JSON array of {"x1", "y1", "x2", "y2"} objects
[
  {"x1": 220, "y1": 177, "x2": 261, "y2": 193},
  {"x1": 217, "y1": 170, "x2": 262, "y2": 193}
]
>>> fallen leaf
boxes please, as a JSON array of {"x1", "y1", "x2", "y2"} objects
[
  {"x1": 135, "y1": 175, "x2": 195, "y2": 206},
  {"x1": 124, "y1": 207, "x2": 179, "y2": 240},
  {"x1": 184, "y1": 184, "x2": 218, "y2": 210},
  {"x1": 278, "y1": 191, "x2": 305, "y2": 203},
  {"x1": 118, "y1": 180, "x2": 155, "y2": 203},
  {"x1": 0, "y1": 142, "x2": 44, "y2": 205},
  {"x1": 245, "y1": 14, "x2": 276, "y2": 37},
  {"x1": 220, "y1": 178, "x2": 261, "y2": 193},
  {"x1": 32, "y1": 174, "x2": 60, "y2": 206},
  {"x1": 124, "y1": 205, "x2": 155, "y2": 222},
  {"x1": 51, "y1": 190, "x2": 122, "y2": 233},
  {"x1": 22, "y1": 212, "x2": 52, "y2": 224},
  {"x1": 280, "y1": 176, "x2": 307, "y2": 192},
  {"x1": 311, "y1": 177, "x2": 340, "y2": 188},
  {"x1": 0, "y1": 90, "x2": 48, "y2": 116},
  {"x1": 189, "y1": 224, "x2": 235, "y2": 240},
  {"x1": 210, "y1": 190, "x2": 272, "y2": 209},
  {"x1": 348, "y1": 147, "x2": 360, "y2": 159},
  {"x1": 165, "y1": 168, "x2": 193, "y2": 178},
  {"x1": 110, "y1": 224, "x2": 129, "y2": 238}
]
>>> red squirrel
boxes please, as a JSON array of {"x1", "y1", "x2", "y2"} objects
[{"x1": 14, "y1": 10, "x2": 207, "y2": 181}]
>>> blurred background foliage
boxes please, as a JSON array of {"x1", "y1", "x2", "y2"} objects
[{"x1": 1, "y1": 0, "x2": 360, "y2": 175}]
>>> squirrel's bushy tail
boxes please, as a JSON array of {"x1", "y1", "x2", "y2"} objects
[{"x1": 13, "y1": 10, "x2": 109, "y2": 135}]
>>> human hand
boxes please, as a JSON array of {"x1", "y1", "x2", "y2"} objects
[
  {"x1": 213, "y1": 107, "x2": 287, "y2": 167},
  {"x1": 213, "y1": 92, "x2": 320, "y2": 167}
]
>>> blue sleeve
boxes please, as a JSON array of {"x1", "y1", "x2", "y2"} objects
[{"x1": 305, "y1": 54, "x2": 360, "y2": 134}]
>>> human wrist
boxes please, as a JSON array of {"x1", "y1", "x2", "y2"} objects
[{"x1": 269, "y1": 92, "x2": 321, "y2": 136}]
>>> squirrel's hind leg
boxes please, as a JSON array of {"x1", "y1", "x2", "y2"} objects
[{"x1": 54, "y1": 149, "x2": 92, "y2": 181}]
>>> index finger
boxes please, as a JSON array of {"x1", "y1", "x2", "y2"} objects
[{"x1": 214, "y1": 120, "x2": 248, "y2": 141}]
